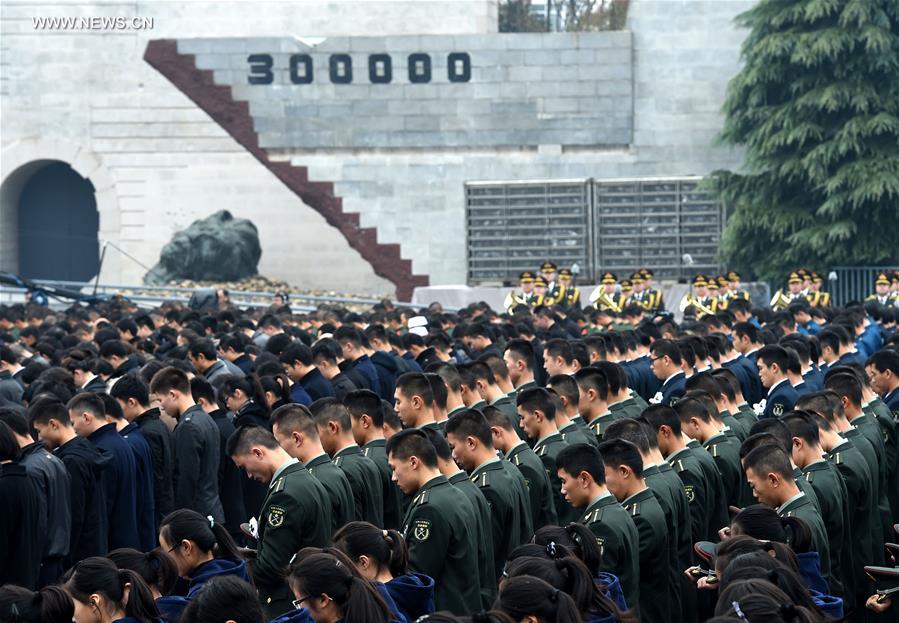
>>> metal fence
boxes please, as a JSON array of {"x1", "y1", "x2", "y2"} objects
[
  {"x1": 465, "y1": 176, "x2": 726, "y2": 285},
  {"x1": 829, "y1": 266, "x2": 899, "y2": 306}
]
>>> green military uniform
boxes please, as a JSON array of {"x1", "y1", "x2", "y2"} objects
[
  {"x1": 667, "y1": 447, "x2": 713, "y2": 545},
  {"x1": 701, "y1": 433, "x2": 749, "y2": 509},
  {"x1": 506, "y1": 441, "x2": 558, "y2": 529},
  {"x1": 686, "y1": 440, "x2": 731, "y2": 539},
  {"x1": 558, "y1": 419, "x2": 598, "y2": 448},
  {"x1": 448, "y1": 471, "x2": 497, "y2": 608},
  {"x1": 622, "y1": 488, "x2": 671, "y2": 623},
  {"x1": 850, "y1": 411, "x2": 892, "y2": 544},
  {"x1": 491, "y1": 395, "x2": 527, "y2": 441},
  {"x1": 828, "y1": 439, "x2": 880, "y2": 599},
  {"x1": 734, "y1": 403, "x2": 759, "y2": 432},
  {"x1": 586, "y1": 412, "x2": 618, "y2": 445},
  {"x1": 305, "y1": 453, "x2": 356, "y2": 532},
  {"x1": 777, "y1": 491, "x2": 833, "y2": 590},
  {"x1": 580, "y1": 493, "x2": 641, "y2": 614},
  {"x1": 362, "y1": 439, "x2": 403, "y2": 530},
  {"x1": 533, "y1": 431, "x2": 576, "y2": 524},
  {"x1": 642, "y1": 466, "x2": 684, "y2": 623},
  {"x1": 841, "y1": 426, "x2": 885, "y2": 561},
  {"x1": 508, "y1": 380, "x2": 537, "y2": 402},
  {"x1": 334, "y1": 445, "x2": 384, "y2": 527},
  {"x1": 719, "y1": 410, "x2": 750, "y2": 442},
  {"x1": 419, "y1": 421, "x2": 445, "y2": 436},
  {"x1": 609, "y1": 397, "x2": 643, "y2": 420},
  {"x1": 629, "y1": 390, "x2": 649, "y2": 413},
  {"x1": 802, "y1": 460, "x2": 853, "y2": 607},
  {"x1": 255, "y1": 461, "x2": 332, "y2": 619},
  {"x1": 657, "y1": 460, "x2": 699, "y2": 623},
  {"x1": 403, "y1": 475, "x2": 482, "y2": 614},
  {"x1": 470, "y1": 458, "x2": 533, "y2": 582},
  {"x1": 568, "y1": 415, "x2": 599, "y2": 446},
  {"x1": 866, "y1": 396, "x2": 899, "y2": 520}
]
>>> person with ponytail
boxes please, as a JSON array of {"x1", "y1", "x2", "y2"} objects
[
  {"x1": 495, "y1": 575, "x2": 583, "y2": 623},
  {"x1": 63, "y1": 556, "x2": 160, "y2": 623},
  {"x1": 333, "y1": 521, "x2": 435, "y2": 622},
  {"x1": 178, "y1": 575, "x2": 265, "y2": 623},
  {"x1": 715, "y1": 579, "x2": 825, "y2": 623},
  {"x1": 532, "y1": 525, "x2": 627, "y2": 612},
  {"x1": 503, "y1": 557, "x2": 633, "y2": 623},
  {"x1": 0, "y1": 585, "x2": 74, "y2": 623},
  {"x1": 157, "y1": 509, "x2": 248, "y2": 621},
  {"x1": 259, "y1": 374, "x2": 292, "y2": 412},
  {"x1": 285, "y1": 548, "x2": 392, "y2": 623},
  {"x1": 106, "y1": 548, "x2": 180, "y2": 622}
]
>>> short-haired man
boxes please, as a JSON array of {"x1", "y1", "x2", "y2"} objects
[
  {"x1": 503, "y1": 339, "x2": 538, "y2": 398},
  {"x1": 394, "y1": 373, "x2": 440, "y2": 433},
  {"x1": 649, "y1": 340, "x2": 686, "y2": 405},
  {"x1": 556, "y1": 443, "x2": 640, "y2": 616},
  {"x1": 270, "y1": 403, "x2": 355, "y2": 532},
  {"x1": 227, "y1": 425, "x2": 332, "y2": 619},
  {"x1": 188, "y1": 338, "x2": 243, "y2": 381},
  {"x1": 756, "y1": 345, "x2": 799, "y2": 418},
  {"x1": 150, "y1": 367, "x2": 224, "y2": 522},
  {"x1": 387, "y1": 429, "x2": 482, "y2": 614},
  {"x1": 279, "y1": 341, "x2": 334, "y2": 401}
]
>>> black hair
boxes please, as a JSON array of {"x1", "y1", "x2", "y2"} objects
[
  {"x1": 425, "y1": 373, "x2": 449, "y2": 411},
  {"x1": 742, "y1": 444, "x2": 794, "y2": 481},
  {"x1": 395, "y1": 372, "x2": 434, "y2": 406},
  {"x1": 747, "y1": 418, "x2": 793, "y2": 454},
  {"x1": 781, "y1": 412, "x2": 821, "y2": 448},
  {"x1": 218, "y1": 374, "x2": 269, "y2": 415},
  {"x1": 310, "y1": 396, "x2": 353, "y2": 431},
  {"x1": 287, "y1": 549, "x2": 391, "y2": 623},
  {"x1": 547, "y1": 375, "x2": 579, "y2": 408},
  {"x1": 731, "y1": 505, "x2": 813, "y2": 553},
  {"x1": 0, "y1": 585, "x2": 73, "y2": 623},
  {"x1": 159, "y1": 509, "x2": 244, "y2": 564},
  {"x1": 640, "y1": 404, "x2": 682, "y2": 437},
  {"x1": 386, "y1": 429, "x2": 438, "y2": 468},
  {"x1": 866, "y1": 348, "x2": 899, "y2": 375},
  {"x1": 574, "y1": 367, "x2": 609, "y2": 402},
  {"x1": 516, "y1": 387, "x2": 557, "y2": 421},
  {"x1": 544, "y1": 339, "x2": 574, "y2": 364},
  {"x1": 444, "y1": 408, "x2": 494, "y2": 447},
  {"x1": 106, "y1": 547, "x2": 179, "y2": 595},
  {"x1": 597, "y1": 438, "x2": 643, "y2": 477},
  {"x1": 344, "y1": 390, "x2": 385, "y2": 427},
  {"x1": 226, "y1": 424, "x2": 280, "y2": 456},
  {"x1": 533, "y1": 524, "x2": 603, "y2": 577},
  {"x1": 279, "y1": 341, "x2": 314, "y2": 367},
  {"x1": 591, "y1": 361, "x2": 628, "y2": 395},
  {"x1": 649, "y1": 339, "x2": 682, "y2": 365},
  {"x1": 0, "y1": 408, "x2": 29, "y2": 436},
  {"x1": 189, "y1": 376, "x2": 218, "y2": 407},
  {"x1": 179, "y1": 575, "x2": 265, "y2": 623},
  {"x1": 63, "y1": 556, "x2": 160, "y2": 623},
  {"x1": 715, "y1": 579, "x2": 820, "y2": 623},
  {"x1": 109, "y1": 374, "x2": 151, "y2": 406},
  {"x1": 718, "y1": 558, "x2": 822, "y2": 617},
  {"x1": 495, "y1": 575, "x2": 581, "y2": 623},
  {"x1": 423, "y1": 426, "x2": 453, "y2": 462},
  {"x1": 823, "y1": 372, "x2": 863, "y2": 407},
  {"x1": 0, "y1": 420, "x2": 20, "y2": 461},
  {"x1": 732, "y1": 322, "x2": 760, "y2": 343},
  {"x1": 555, "y1": 443, "x2": 606, "y2": 484},
  {"x1": 99, "y1": 393, "x2": 126, "y2": 421},
  {"x1": 601, "y1": 418, "x2": 650, "y2": 454},
  {"x1": 333, "y1": 521, "x2": 409, "y2": 578}
]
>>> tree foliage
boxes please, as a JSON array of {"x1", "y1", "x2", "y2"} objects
[
  {"x1": 713, "y1": 0, "x2": 899, "y2": 281},
  {"x1": 498, "y1": 0, "x2": 628, "y2": 33}
]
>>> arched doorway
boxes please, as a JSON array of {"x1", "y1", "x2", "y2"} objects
[{"x1": 16, "y1": 161, "x2": 99, "y2": 281}]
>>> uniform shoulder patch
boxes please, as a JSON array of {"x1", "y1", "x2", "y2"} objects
[
  {"x1": 334, "y1": 456, "x2": 344, "y2": 467},
  {"x1": 413, "y1": 489, "x2": 430, "y2": 507},
  {"x1": 267, "y1": 505, "x2": 286, "y2": 528},
  {"x1": 772, "y1": 403, "x2": 784, "y2": 417},
  {"x1": 412, "y1": 519, "x2": 431, "y2": 542},
  {"x1": 272, "y1": 477, "x2": 286, "y2": 493},
  {"x1": 804, "y1": 471, "x2": 813, "y2": 482},
  {"x1": 683, "y1": 485, "x2": 696, "y2": 503},
  {"x1": 595, "y1": 536, "x2": 605, "y2": 557}
]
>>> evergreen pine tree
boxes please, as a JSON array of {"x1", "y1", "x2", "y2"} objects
[{"x1": 713, "y1": 0, "x2": 899, "y2": 280}]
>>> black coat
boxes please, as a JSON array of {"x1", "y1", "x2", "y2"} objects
[
  {"x1": 331, "y1": 373, "x2": 357, "y2": 401},
  {"x1": 209, "y1": 409, "x2": 246, "y2": 540},
  {"x1": 0, "y1": 463, "x2": 44, "y2": 589},
  {"x1": 55, "y1": 436, "x2": 110, "y2": 566},
  {"x1": 134, "y1": 408, "x2": 175, "y2": 525},
  {"x1": 233, "y1": 401, "x2": 269, "y2": 518},
  {"x1": 173, "y1": 405, "x2": 224, "y2": 522},
  {"x1": 82, "y1": 376, "x2": 108, "y2": 394},
  {"x1": 20, "y1": 442, "x2": 71, "y2": 560},
  {"x1": 299, "y1": 368, "x2": 336, "y2": 401},
  {"x1": 370, "y1": 351, "x2": 399, "y2": 401},
  {"x1": 87, "y1": 423, "x2": 141, "y2": 550}
]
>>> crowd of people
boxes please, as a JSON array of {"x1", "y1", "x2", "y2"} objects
[{"x1": 0, "y1": 273, "x2": 898, "y2": 623}]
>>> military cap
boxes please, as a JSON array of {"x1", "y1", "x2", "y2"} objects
[
  {"x1": 717, "y1": 275, "x2": 729, "y2": 288},
  {"x1": 559, "y1": 268, "x2": 573, "y2": 280},
  {"x1": 692, "y1": 274, "x2": 708, "y2": 287},
  {"x1": 811, "y1": 271, "x2": 823, "y2": 284},
  {"x1": 875, "y1": 272, "x2": 891, "y2": 286},
  {"x1": 600, "y1": 272, "x2": 617, "y2": 284},
  {"x1": 630, "y1": 271, "x2": 645, "y2": 283},
  {"x1": 534, "y1": 276, "x2": 548, "y2": 288},
  {"x1": 620, "y1": 279, "x2": 632, "y2": 292},
  {"x1": 787, "y1": 272, "x2": 802, "y2": 284},
  {"x1": 708, "y1": 279, "x2": 719, "y2": 291},
  {"x1": 639, "y1": 267, "x2": 654, "y2": 278},
  {"x1": 797, "y1": 267, "x2": 810, "y2": 279},
  {"x1": 540, "y1": 262, "x2": 557, "y2": 273},
  {"x1": 727, "y1": 271, "x2": 741, "y2": 282},
  {"x1": 893, "y1": 270, "x2": 899, "y2": 284},
  {"x1": 519, "y1": 271, "x2": 536, "y2": 283}
]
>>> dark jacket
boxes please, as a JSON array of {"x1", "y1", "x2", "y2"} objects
[
  {"x1": 330, "y1": 372, "x2": 357, "y2": 400},
  {"x1": 233, "y1": 354, "x2": 255, "y2": 375},
  {"x1": 0, "y1": 463, "x2": 44, "y2": 589},
  {"x1": 87, "y1": 423, "x2": 140, "y2": 550},
  {"x1": 299, "y1": 368, "x2": 335, "y2": 401},
  {"x1": 188, "y1": 558, "x2": 250, "y2": 597},
  {"x1": 289, "y1": 382, "x2": 313, "y2": 406},
  {"x1": 385, "y1": 572, "x2": 436, "y2": 622},
  {"x1": 660, "y1": 372, "x2": 686, "y2": 406},
  {"x1": 351, "y1": 355, "x2": 382, "y2": 396},
  {"x1": 82, "y1": 375, "x2": 108, "y2": 394},
  {"x1": 209, "y1": 409, "x2": 246, "y2": 541},
  {"x1": 20, "y1": 442, "x2": 71, "y2": 560},
  {"x1": 370, "y1": 351, "x2": 399, "y2": 401},
  {"x1": 0, "y1": 370, "x2": 24, "y2": 407},
  {"x1": 119, "y1": 423, "x2": 157, "y2": 551},
  {"x1": 233, "y1": 401, "x2": 270, "y2": 517},
  {"x1": 339, "y1": 361, "x2": 371, "y2": 393},
  {"x1": 401, "y1": 352, "x2": 424, "y2": 372},
  {"x1": 173, "y1": 405, "x2": 224, "y2": 522},
  {"x1": 111, "y1": 356, "x2": 142, "y2": 381},
  {"x1": 134, "y1": 407, "x2": 175, "y2": 525},
  {"x1": 55, "y1": 436, "x2": 109, "y2": 566}
]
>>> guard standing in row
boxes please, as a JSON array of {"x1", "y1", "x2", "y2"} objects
[
  {"x1": 640, "y1": 268, "x2": 665, "y2": 311},
  {"x1": 679, "y1": 274, "x2": 717, "y2": 318},
  {"x1": 504, "y1": 271, "x2": 537, "y2": 313},
  {"x1": 555, "y1": 268, "x2": 581, "y2": 309},
  {"x1": 726, "y1": 271, "x2": 750, "y2": 302},
  {"x1": 590, "y1": 272, "x2": 626, "y2": 313},
  {"x1": 629, "y1": 272, "x2": 661, "y2": 312},
  {"x1": 866, "y1": 272, "x2": 897, "y2": 306},
  {"x1": 541, "y1": 262, "x2": 562, "y2": 301},
  {"x1": 770, "y1": 272, "x2": 808, "y2": 311},
  {"x1": 808, "y1": 271, "x2": 830, "y2": 307}
]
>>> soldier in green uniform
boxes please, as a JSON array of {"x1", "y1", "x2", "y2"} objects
[
  {"x1": 504, "y1": 271, "x2": 538, "y2": 313},
  {"x1": 545, "y1": 375, "x2": 599, "y2": 447},
  {"x1": 742, "y1": 444, "x2": 833, "y2": 591},
  {"x1": 517, "y1": 387, "x2": 576, "y2": 524},
  {"x1": 594, "y1": 361, "x2": 644, "y2": 420},
  {"x1": 503, "y1": 338, "x2": 539, "y2": 400},
  {"x1": 556, "y1": 443, "x2": 641, "y2": 615},
  {"x1": 445, "y1": 409, "x2": 533, "y2": 582},
  {"x1": 467, "y1": 361, "x2": 525, "y2": 440},
  {"x1": 599, "y1": 438, "x2": 671, "y2": 623},
  {"x1": 423, "y1": 427, "x2": 496, "y2": 608},
  {"x1": 484, "y1": 405, "x2": 558, "y2": 529},
  {"x1": 270, "y1": 404, "x2": 356, "y2": 532},
  {"x1": 574, "y1": 367, "x2": 617, "y2": 444},
  {"x1": 226, "y1": 425, "x2": 332, "y2": 619},
  {"x1": 639, "y1": 267, "x2": 665, "y2": 311},
  {"x1": 386, "y1": 429, "x2": 482, "y2": 615},
  {"x1": 395, "y1": 373, "x2": 442, "y2": 433},
  {"x1": 783, "y1": 412, "x2": 853, "y2": 606},
  {"x1": 603, "y1": 419, "x2": 688, "y2": 623},
  {"x1": 589, "y1": 272, "x2": 626, "y2": 313},
  {"x1": 556, "y1": 268, "x2": 582, "y2": 310},
  {"x1": 865, "y1": 271, "x2": 896, "y2": 306},
  {"x1": 311, "y1": 398, "x2": 384, "y2": 527},
  {"x1": 344, "y1": 389, "x2": 404, "y2": 530}
]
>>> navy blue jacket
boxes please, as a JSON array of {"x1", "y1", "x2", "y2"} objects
[
  {"x1": 289, "y1": 382, "x2": 313, "y2": 406},
  {"x1": 120, "y1": 422, "x2": 157, "y2": 551},
  {"x1": 87, "y1": 423, "x2": 140, "y2": 550},
  {"x1": 723, "y1": 357, "x2": 757, "y2": 405},
  {"x1": 762, "y1": 380, "x2": 799, "y2": 419},
  {"x1": 352, "y1": 355, "x2": 383, "y2": 397},
  {"x1": 369, "y1": 351, "x2": 399, "y2": 401},
  {"x1": 134, "y1": 407, "x2": 174, "y2": 526},
  {"x1": 884, "y1": 388, "x2": 899, "y2": 411},
  {"x1": 792, "y1": 382, "x2": 811, "y2": 397},
  {"x1": 299, "y1": 368, "x2": 336, "y2": 401},
  {"x1": 385, "y1": 572, "x2": 436, "y2": 622},
  {"x1": 737, "y1": 352, "x2": 765, "y2": 406},
  {"x1": 660, "y1": 372, "x2": 686, "y2": 405},
  {"x1": 157, "y1": 558, "x2": 250, "y2": 623},
  {"x1": 402, "y1": 352, "x2": 423, "y2": 372},
  {"x1": 55, "y1": 435, "x2": 109, "y2": 566},
  {"x1": 0, "y1": 463, "x2": 44, "y2": 589},
  {"x1": 233, "y1": 353, "x2": 255, "y2": 375},
  {"x1": 802, "y1": 367, "x2": 825, "y2": 392}
]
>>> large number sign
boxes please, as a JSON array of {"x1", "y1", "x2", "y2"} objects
[{"x1": 247, "y1": 52, "x2": 472, "y2": 85}]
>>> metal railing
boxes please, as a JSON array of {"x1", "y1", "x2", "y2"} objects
[{"x1": 828, "y1": 266, "x2": 899, "y2": 306}]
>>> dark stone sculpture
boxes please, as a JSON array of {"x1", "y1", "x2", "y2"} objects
[{"x1": 144, "y1": 210, "x2": 261, "y2": 284}]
